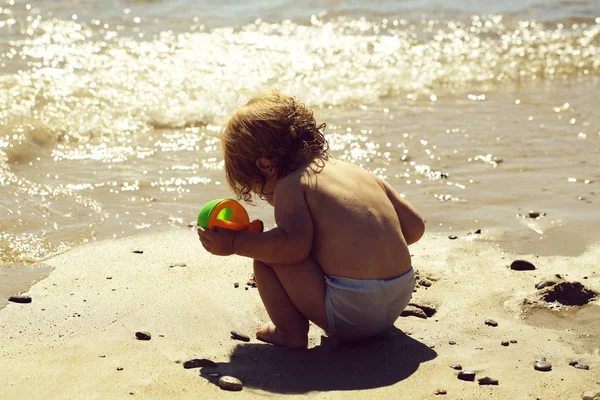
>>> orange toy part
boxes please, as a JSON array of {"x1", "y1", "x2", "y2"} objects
[{"x1": 204, "y1": 199, "x2": 264, "y2": 232}]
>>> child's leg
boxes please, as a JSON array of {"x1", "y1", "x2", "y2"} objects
[{"x1": 253, "y1": 256, "x2": 327, "y2": 349}]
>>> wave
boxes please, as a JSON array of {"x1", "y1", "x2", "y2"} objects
[{"x1": 0, "y1": 15, "x2": 599, "y2": 158}]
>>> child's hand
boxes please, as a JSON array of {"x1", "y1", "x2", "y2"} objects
[{"x1": 197, "y1": 227, "x2": 235, "y2": 256}]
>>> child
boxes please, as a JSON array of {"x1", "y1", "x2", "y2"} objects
[{"x1": 197, "y1": 92, "x2": 425, "y2": 349}]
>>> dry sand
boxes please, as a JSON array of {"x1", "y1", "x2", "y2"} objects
[{"x1": 1, "y1": 228, "x2": 599, "y2": 399}]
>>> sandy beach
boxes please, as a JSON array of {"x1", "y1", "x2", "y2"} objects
[{"x1": 1, "y1": 227, "x2": 598, "y2": 399}]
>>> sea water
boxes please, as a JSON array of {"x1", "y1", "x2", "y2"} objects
[{"x1": 1, "y1": 0, "x2": 599, "y2": 296}]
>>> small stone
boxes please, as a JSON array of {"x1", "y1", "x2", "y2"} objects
[
  {"x1": 582, "y1": 391, "x2": 600, "y2": 400},
  {"x1": 474, "y1": 229, "x2": 482, "y2": 234},
  {"x1": 135, "y1": 331, "x2": 151, "y2": 341},
  {"x1": 448, "y1": 235, "x2": 458, "y2": 240},
  {"x1": 510, "y1": 340, "x2": 518, "y2": 344},
  {"x1": 246, "y1": 274, "x2": 257, "y2": 288},
  {"x1": 106, "y1": 276, "x2": 112, "y2": 280},
  {"x1": 133, "y1": 250, "x2": 144, "y2": 254},
  {"x1": 117, "y1": 367, "x2": 123, "y2": 371},
  {"x1": 434, "y1": 388, "x2": 447, "y2": 395},
  {"x1": 231, "y1": 331, "x2": 250, "y2": 342},
  {"x1": 234, "y1": 282, "x2": 239, "y2": 288},
  {"x1": 400, "y1": 305, "x2": 428, "y2": 319},
  {"x1": 450, "y1": 364, "x2": 462, "y2": 370},
  {"x1": 574, "y1": 363, "x2": 590, "y2": 370},
  {"x1": 169, "y1": 262, "x2": 187, "y2": 268},
  {"x1": 183, "y1": 358, "x2": 217, "y2": 369},
  {"x1": 449, "y1": 340, "x2": 457, "y2": 345},
  {"x1": 457, "y1": 371, "x2": 476, "y2": 381},
  {"x1": 501, "y1": 341, "x2": 509, "y2": 346},
  {"x1": 420, "y1": 279, "x2": 433, "y2": 288},
  {"x1": 407, "y1": 302, "x2": 437, "y2": 317},
  {"x1": 219, "y1": 376, "x2": 243, "y2": 391},
  {"x1": 8, "y1": 295, "x2": 32, "y2": 304},
  {"x1": 569, "y1": 360, "x2": 579, "y2": 366},
  {"x1": 527, "y1": 211, "x2": 545, "y2": 219},
  {"x1": 510, "y1": 260, "x2": 536, "y2": 271},
  {"x1": 485, "y1": 319, "x2": 498, "y2": 327},
  {"x1": 478, "y1": 376, "x2": 499, "y2": 385},
  {"x1": 534, "y1": 360, "x2": 552, "y2": 372}
]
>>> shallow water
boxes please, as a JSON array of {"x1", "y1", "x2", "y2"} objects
[{"x1": 1, "y1": 0, "x2": 600, "y2": 298}]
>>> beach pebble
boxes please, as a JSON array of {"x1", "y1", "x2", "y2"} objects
[
  {"x1": 231, "y1": 331, "x2": 250, "y2": 342},
  {"x1": 449, "y1": 340, "x2": 457, "y2": 345},
  {"x1": 569, "y1": 360, "x2": 579, "y2": 366},
  {"x1": 183, "y1": 358, "x2": 217, "y2": 369},
  {"x1": 169, "y1": 262, "x2": 187, "y2": 268},
  {"x1": 534, "y1": 360, "x2": 552, "y2": 372},
  {"x1": 457, "y1": 371, "x2": 476, "y2": 381},
  {"x1": 219, "y1": 376, "x2": 243, "y2": 391},
  {"x1": 485, "y1": 319, "x2": 498, "y2": 327},
  {"x1": 117, "y1": 367, "x2": 123, "y2": 371},
  {"x1": 400, "y1": 305, "x2": 428, "y2": 319},
  {"x1": 135, "y1": 331, "x2": 151, "y2": 341},
  {"x1": 234, "y1": 282, "x2": 239, "y2": 288},
  {"x1": 8, "y1": 295, "x2": 32, "y2": 304},
  {"x1": 510, "y1": 260, "x2": 536, "y2": 271},
  {"x1": 420, "y1": 279, "x2": 433, "y2": 288},
  {"x1": 510, "y1": 340, "x2": 518, "y2": 344},
  {"x1": 132, "y1": 250, "x2": 144, "y2": 254},
  {"x1": 582, "y1": 391, "x2": 600, "y2": 400},
  {"x1": 448, "y1": 235, "x2": 458, "y2": 240},
  {"x1": 527, "y1": 211, "x2": 545, "y2": 219},
  {"x1": 434, "y1": 388, "x2": 447, "y2": 395},
  {"x1": 478, "y1": 376, "x2": 499, "y2": 385},
  {"x1": 501, "y1": 341, "x2": 509, "y2": 346},
  {"x1": 407, "y1": 302, "x2": 437, "y2": 317},
  {"x1": 450, "y1": 364, "x2": 462, "y2": 370},
  {"x1": 575, "y1": 363, "x2": 590, "y2": 370}
]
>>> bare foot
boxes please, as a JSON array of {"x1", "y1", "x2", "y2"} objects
[{"x1": 256, "y1": 322, "x2": 308, "y2": 349}]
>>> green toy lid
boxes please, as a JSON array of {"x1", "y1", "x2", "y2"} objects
[{"x1": 197, "y1": 199, "x2": 225, "y2": 229}]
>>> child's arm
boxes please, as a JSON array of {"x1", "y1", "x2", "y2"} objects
[
  {"x1": 380, "y1": 178, "x2": 425, "y2": 245},
  {"x1": 198, "y1": 177, "x2": 313, "y2": 264}
]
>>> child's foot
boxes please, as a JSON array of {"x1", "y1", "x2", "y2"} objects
[{"x1": 256, "y1": 322, "x2": 308, "y2": 349}]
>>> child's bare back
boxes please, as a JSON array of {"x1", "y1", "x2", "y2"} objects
[{"x1": 297, "y1": 157, "x2": 415, "y2": 280}]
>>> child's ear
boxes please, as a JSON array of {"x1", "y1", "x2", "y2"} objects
[{"x1": 256, "y1": 158, "x2": 274, "y2": 177}]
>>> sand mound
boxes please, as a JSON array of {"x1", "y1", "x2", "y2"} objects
[{"x1": 539, "y1": 281, "x2": 597, "y2": 306}]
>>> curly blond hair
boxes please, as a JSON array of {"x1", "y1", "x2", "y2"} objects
[{"x1": 221, "y1": 92, "x2": 328, "y2": 203}]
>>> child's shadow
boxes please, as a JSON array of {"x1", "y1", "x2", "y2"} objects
[{"x1": 200, "y1": 327, "x2": 437, "y2": 394}]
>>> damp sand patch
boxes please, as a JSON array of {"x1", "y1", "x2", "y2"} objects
[{"x1": 523, "y1": 279, "x2": 599, "y2": 354}]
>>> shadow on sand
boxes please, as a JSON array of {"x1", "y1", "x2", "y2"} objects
[{"x1": 200, "y1": 327, "x2": 436, "y2": 394}]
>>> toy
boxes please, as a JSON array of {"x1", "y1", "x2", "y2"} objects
[{"x1": 198, "y1": 199, "x2": 263, "y2": 232}]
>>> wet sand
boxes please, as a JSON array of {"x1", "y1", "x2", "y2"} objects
[{"x1": 1, "y1": 228, "x2": 599, "y2": 399}]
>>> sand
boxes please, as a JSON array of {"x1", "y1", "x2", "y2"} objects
[{"x1": 1, "y1": 228, "x2": 599, "y2": 399}]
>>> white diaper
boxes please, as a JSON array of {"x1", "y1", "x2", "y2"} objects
[{"x1": 324, "y1": 267, "x2": 415, "y2": 340}]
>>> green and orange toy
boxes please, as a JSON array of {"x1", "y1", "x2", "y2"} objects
[{"x1": 198, "y1": 199, "x2": 263, "y2": 232}]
